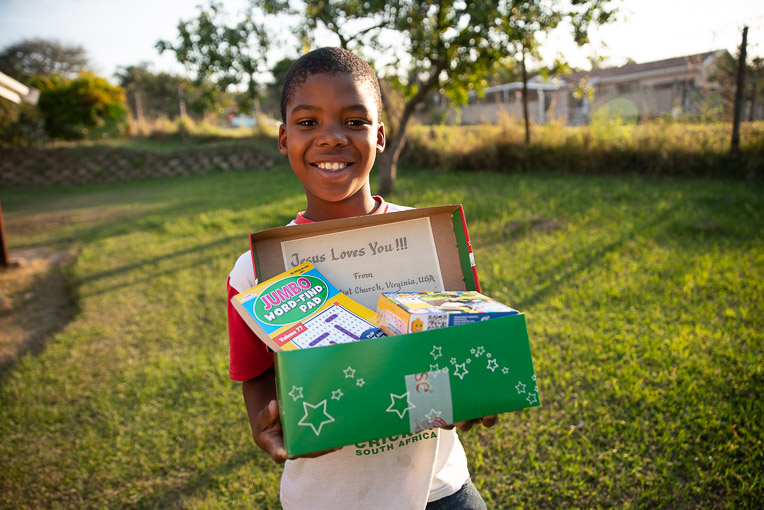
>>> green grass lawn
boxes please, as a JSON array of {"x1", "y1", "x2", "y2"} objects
[{"x1": 1, "y1": 165, "x2": 762, "y2": 508}]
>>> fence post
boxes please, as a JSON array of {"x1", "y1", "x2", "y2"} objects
[
  {"x1": 0, "y1": 199, "x2": 12, "y2": 267},
  {"x1": 731, "y1": 25, "x2": 748, "y2": 153}
]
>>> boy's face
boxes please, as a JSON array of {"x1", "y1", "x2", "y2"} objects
[{"x1": 278, "y1": 72, "x2": 385, "y2": 211}]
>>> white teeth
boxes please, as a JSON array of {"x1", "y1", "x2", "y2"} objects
[{"x1": 317, "y1": 162, "x2": 348, "y2": 171}]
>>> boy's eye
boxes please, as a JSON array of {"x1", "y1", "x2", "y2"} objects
[
  {"x1": 346, "y1": 119, "x2": 369, "y2": 127},
  {"x1": 297, "y1": 119, "x2": 317, "y2": 126}
]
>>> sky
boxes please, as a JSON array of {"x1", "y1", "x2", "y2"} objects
[{"x1": 0, "y1": 0, "x2": 762, "y2": 83}]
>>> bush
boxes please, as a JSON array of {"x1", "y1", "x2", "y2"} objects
[
  {"x1": 32, "y1": 72, "x2": 128, "y2": 140},
  {"x1": 0, "y1": 100, "x2": 47, "y2": 147}
]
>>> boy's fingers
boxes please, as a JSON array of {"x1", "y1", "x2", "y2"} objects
[
  {"x1": 254, "y1": 400, "x2": 287, "y2": 463},
  {"x1": 270, "y1": 445, "x2": 288, "y2": 464},
  {"x1": 481, "y1": 415, "x2": 499, "y2": 428},
  {"x1": 456, "y1": 420, "x2": 474, "y2": 432},
  {"x1": 446, "y1": 416, "x2": 498, "y2": 431},
  {"x1": 256, "y1": 400, "x2": 279, "y2": 429}
]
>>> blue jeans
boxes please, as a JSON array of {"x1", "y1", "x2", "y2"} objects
[{"x1": 425, "y1": 479, "x2": 487, "y2": 510}]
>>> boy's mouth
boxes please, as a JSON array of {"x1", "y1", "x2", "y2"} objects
[{"x1": 314, "y1": 162, "x2": 351, "y2": 171}]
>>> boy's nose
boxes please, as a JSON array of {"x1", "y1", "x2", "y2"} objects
[{"x1": 316, "y1": 123, "x2": 348, "y2": 146}]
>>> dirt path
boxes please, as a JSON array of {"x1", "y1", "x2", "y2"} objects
[{"x1": 0, "y1": 246, "x2": 76, "y2": 378}]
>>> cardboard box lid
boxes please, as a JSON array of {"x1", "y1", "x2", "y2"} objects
[{"x1": 249, "y1": 205, "x2": 480, "y2": 308}]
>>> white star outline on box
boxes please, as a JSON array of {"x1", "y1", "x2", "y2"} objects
[
  {"x1": 288, "y1": 385, "x2": 303, "y2": 401},
  {"x1": 526, "y1": 392, "x2": 538, "y2": 405},
  {"x1": 430, "y1": 345, "x2": 443, "y2": 360},
  {"x1": 331, "y1": 389, "x2": 344, "y2": 401},
  {"x1": 425, "y1": 408, "x2": 442, "y2": 420},
  {"x1": 356, "y1": 378, "x2": 365, "y2": 387},
  {"x1": 487, "y1": 359, "x2": 499, "y2": 372},
  {"x1": 386, "y1": 392, "x2": 416, "y2": 419},
  {"x1": 515, "y1": 381, "x2": 526, "y2": 394},
  {"x1": 298, "y1": 400, "x2": 335, "y2": 436},
  {"x1": 475, "y1": 346, "x2": 485, "y2": 357},
  {"x1": 343, "y1": 366, "x2": 356, "y2": 379},
  {"x1": 431, "y1": 366, "x2": 449, "y2": 378},
  {"x1": 453, "y1": 362, "x2": 469, "y2": 380},
  {"x1": 502, "y1": 367, "x2": 510, "y2": 375}
]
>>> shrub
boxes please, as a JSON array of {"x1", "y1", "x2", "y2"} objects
[
  {"x1": 32, "y1": 72, "x2": 128, "y2": 140},
  {"x1": 0, "y1": 100, "x2": 47, "y2": 147}
]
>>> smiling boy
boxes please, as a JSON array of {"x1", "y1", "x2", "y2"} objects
[{"x1": 227, "y1": 47, "x2": 492, "y2": 509}]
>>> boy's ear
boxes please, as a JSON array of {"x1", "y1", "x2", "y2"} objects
[
  {"x1": 376, "y1": 122, "x2": 385, "y2": 153},
  {"x1": 278, "y1": 124, "x2": 288, "y2": 155}
]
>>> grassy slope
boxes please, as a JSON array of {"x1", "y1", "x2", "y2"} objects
[{"x1": 0, "y1": 165, "x2": 761, "y2": 508}]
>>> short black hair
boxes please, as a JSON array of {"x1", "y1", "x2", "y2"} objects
[{"x1": 280, "y1": 47, "x2": 382, "y2": 122}]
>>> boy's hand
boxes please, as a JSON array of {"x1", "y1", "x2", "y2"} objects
[
  {"x1": 254, "y1": 400, "x2": 288, "y2": 463},
  {"x1": 442, "y1": 415, "x2": 499, "y2": 432},
  {"x1": 254, "y1": 400, "x2": 341, "y2": 463}
]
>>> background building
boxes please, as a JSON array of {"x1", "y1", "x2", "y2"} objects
[{"x1": 461, "y1": 50, "x2": 751, "y2": 125}]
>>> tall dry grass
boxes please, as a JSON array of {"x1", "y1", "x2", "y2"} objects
[{"x1": 401, "y1": 117, "x2": 764, "y2": 180}]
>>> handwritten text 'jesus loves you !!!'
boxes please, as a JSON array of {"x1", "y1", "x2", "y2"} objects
[{"x1": 289, "y1": 237, "x2": 409, "y2": 268}]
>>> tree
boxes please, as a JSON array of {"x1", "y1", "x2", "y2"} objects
[
  {"x1": 291, "y1": 0, "x2": 618, "y2": 194},
  {"x1": 261, "y1": 57, "x2": 296, "y2": 118},
  {"x1": 156, "y1": 1, "x2": 277, "y2": 122},
  {"x1": 493, "y1": 1, "x2": 617, "y2": 145},
  {"x1": 0, "y1": 38, "x2": 89, "y2": 82},
  {"x1": 115, "y1": 63, "x2": 223, "y2": 123},
  {"x1": 32, "y1": 72, "x2": 127, "y2": 140},
  {"x1": 709, "y1": 51, "x2": 764, "y2": 122},
  {"x1": 291, "y1": 0, "x2": 503, "y2": 195}
]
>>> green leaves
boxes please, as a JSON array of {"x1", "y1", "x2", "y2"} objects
[
  {"x1": 155, "y1": 1, "x2": 272, "y2": 97},
  {"x1": 34, "y1": 72, "x2": 128, "y2": 140}
]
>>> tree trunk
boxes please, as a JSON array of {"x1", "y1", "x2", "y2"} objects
[
  {"x1": 731, "y1": 26, "x2": 748, "y2": 153},
  {"x1": 134, "y1": 90, "x2": 145, "y2": 132},
  {"x1": 522, "y1": 49, "x2": 530, "y2": 146},
  {"x1": 378, "y1": 94, "x2": 421, "y2": 196},
  {"x1": 377, "y1": 62, "x2": 446, "y2": 196},
  {"x1": 178, "y1": 86, "x2": 187, "y2": 118},
  {"x1": 253, "y1": 95, "x2": 263, "y2": 130},
  {"x1": 377, "y1": 131, "x2": 408, "y2": 196}
]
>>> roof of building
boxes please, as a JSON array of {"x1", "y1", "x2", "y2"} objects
[{"x1": 562, "y1": 50, "x2": 725, "y2": 84}]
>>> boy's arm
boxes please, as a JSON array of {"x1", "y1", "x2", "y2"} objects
[
  {"x1": 243, "y1": 366, "x2": 341, "y2": 463},
  {"x1": 242, "y1": 366, "x2": 288, "y2": 463}
]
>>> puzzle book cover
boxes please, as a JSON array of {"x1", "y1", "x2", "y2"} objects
[{"x1": 231, "y1": 262, "x2": 385, "y2": 351}]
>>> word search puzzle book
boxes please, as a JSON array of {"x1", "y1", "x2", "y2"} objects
[{"x1": 231, "y1": 262, "x2": 385, "y2": 351}]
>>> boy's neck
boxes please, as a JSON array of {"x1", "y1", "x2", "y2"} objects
[{"x1": 303, "y1": 189, "x2": 380, "y2": 222}]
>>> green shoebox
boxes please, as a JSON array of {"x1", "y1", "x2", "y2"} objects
[{"x1": 248, "y1": 205, "x2": 539, "y2": 457}]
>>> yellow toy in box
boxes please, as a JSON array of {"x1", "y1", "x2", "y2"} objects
[{"x1": 376, "y1": 291, "x2": 520, "y2": 336}]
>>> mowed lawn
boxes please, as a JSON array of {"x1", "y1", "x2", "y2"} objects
[{"x1": 0, "y1": 164, "x2": 761, "y2": 509}]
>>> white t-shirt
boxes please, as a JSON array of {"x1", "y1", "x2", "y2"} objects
[{"x1": 227, "y1": 199, "x2": 470, "y2": 509}]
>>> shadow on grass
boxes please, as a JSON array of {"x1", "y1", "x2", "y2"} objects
[
  {"x1": 126, "y1": 446, "x2": 277, "y2": 509},
  {"x1": 0, "y1": 249, "x2": 78, "y2": 381},
  {"x1": 514, "y1": 204, "x2": 678, "y2": 311},
  {"x1": 73, "y1": 234, "x2": 244, "y2": 299}
]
